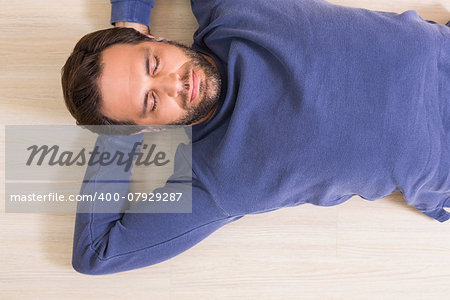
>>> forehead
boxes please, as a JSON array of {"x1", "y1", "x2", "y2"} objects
[
  {"x1": 100, "y1": 44, "x2": 143, "y2": 82},
  {"x1": 100, "y1": 43, "x2": 144, "y2": 73},
  {"x1": 97, "y1": 43, "x2": 146, "y2": 121}
]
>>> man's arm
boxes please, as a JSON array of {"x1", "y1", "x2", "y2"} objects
[
  {"x1": 114, "y1": 21, "x2": 150, "y2": 34},
  {"x1": 72, "y1": 133, "x2": 244, "y2": 275},
  {"x1": 110, "y1": 0, "x2": 155, "y2": 34}
]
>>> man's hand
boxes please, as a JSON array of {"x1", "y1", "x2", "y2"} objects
[{"x1": 114, "y1": 21, "x2": 149, "y2": 35}]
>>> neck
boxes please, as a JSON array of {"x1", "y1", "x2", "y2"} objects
[
  {"x1": 200, "y1": 53, "x2": 218, "y2": 70},
  {"x1": 190, "y1": 53, "x2": 220, "y2": 126},
  {"x1": 191, "y1": 101, "x2": 219, "y2": 125}
]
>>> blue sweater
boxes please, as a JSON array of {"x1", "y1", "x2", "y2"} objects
[{"x1": 72, "y1": 0, "x2": 450, "y2": 275}]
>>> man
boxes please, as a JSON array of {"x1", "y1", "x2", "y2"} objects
[{"x1": 61, "y1": 0, "x2": 450, "y2": 275}]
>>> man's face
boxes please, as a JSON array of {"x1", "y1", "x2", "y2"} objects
[{"x1": 98, "y1": 39, "x2": 221, "y2": 125}]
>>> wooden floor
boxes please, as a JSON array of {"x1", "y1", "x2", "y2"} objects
[{"x1": 1, "y1": 0, "x2": 450, "y2": 299}]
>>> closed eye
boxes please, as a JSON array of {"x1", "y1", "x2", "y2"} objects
[
  {"x1": 149, "y1": 56, "x2": 160, "y2": 111},
  {"x1": 151, "y1": 92, "x2": 158, "y2": 112},
  {"x1": 143, "y1": 50, "x2": 160, "y2": 116},
  {"x1": 147, "y1": 53, "x2": 160, "y2": 75},
  {"x1": 154, "y1": 56, "x2": 160, "y2": 74}
]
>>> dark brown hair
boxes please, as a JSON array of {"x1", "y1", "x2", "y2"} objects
[{"x1": 61, "y1": 27, "x2": 155, "y2": 134}]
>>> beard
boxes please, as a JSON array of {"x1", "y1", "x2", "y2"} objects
[{"x1": 158, "y1": 40, "x2": 222, "y2": 126}]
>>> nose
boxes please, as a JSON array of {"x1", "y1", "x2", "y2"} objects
[{"x1": 148, "y1": 72, "x2": 184, "y2": 97}]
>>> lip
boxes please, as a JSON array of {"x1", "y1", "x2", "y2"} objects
[{"x1": 190, "y1": 70, "x2": 198, "y2": 103}]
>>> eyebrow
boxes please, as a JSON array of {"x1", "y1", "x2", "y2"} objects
[{"x1": 140, "y1": 48, "x2": 151, "y2": 118}]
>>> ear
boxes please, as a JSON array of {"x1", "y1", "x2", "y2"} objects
[
  {"x1": 145, "y1": 34, "x2": 166, "y2": 42},
  {"x1": 130, "y1": 127, "x2": 166, "y2": 135}
]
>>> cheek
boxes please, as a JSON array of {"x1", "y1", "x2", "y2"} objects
[{"x1": 157, "y1": 98, "x2": 185, "y2": 121}]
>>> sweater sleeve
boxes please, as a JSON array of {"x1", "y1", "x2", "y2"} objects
[
  {"x1": 71, "y1": 133, "x2": 244, "y2": 275},
  {"x1": 110, "y1": 0, "x2": 155, "y2": 28}
]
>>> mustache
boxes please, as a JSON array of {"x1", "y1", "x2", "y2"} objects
[{"x1": 180, "y1": 64, "x2": 194, "y2": 109}]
